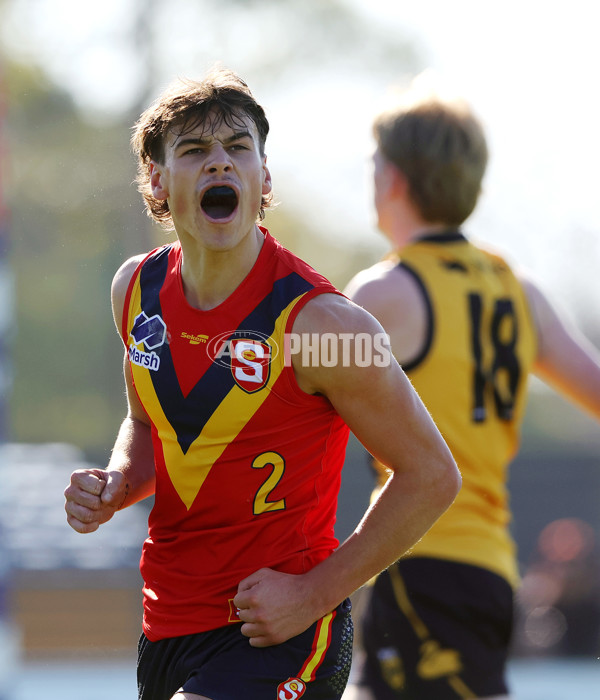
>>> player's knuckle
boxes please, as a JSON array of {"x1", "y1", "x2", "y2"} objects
[{"x1": 77, "y1": 507, "x2": 96, "y2": 524}]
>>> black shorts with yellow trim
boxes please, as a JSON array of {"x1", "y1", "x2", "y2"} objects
[
  {"x1": 356, "y1": 558, "x2": 513, "y2": 699},
  {"x1": 137, "y1": 598, "x2": 353, "y2": 700}
]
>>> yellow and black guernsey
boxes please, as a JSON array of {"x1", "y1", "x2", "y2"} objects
[
  {"x1": 375, "y1": 232, "x2": 537, "y2": 587},
  {"x1": 122, "y1": 227, "x2": 349, "y2": 641}
]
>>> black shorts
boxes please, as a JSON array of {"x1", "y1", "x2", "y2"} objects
[
  {"x1": 356, "y1": 558, "x2": 513, "y2": 699},
  {"x1": 137, "y1": 598, "x2": 353, "y2": 700}
]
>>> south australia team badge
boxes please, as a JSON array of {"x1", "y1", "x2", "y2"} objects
[
  {"x1": 277, "y1": 677, "x2": 306, "y2": 699},
  {"x1": 229, "y1": 338, "x2": 271, "y2": 393}
]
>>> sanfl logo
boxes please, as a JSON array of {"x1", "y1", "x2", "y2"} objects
[{"x1": 277, "y1": 678, "x2": 306, "y2": 699}]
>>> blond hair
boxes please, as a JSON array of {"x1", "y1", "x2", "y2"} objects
[{"x1": 373, "y1": 75, "x2": 488, "y2": 226}]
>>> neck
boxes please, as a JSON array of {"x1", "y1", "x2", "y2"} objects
[
  {"x1": 382, "y1": 206, "x2": 452, "y2": 250},
  {"x1": 179, "y1": 225, "x2": 264, "y2": 310}
]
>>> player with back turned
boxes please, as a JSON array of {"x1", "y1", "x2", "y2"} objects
[
  {"x1": 343, "y1": 75, "x2": 600, "y2": 699},
  {"x1": 63, "y1": 67, "x2": 460, "y2": 700}
]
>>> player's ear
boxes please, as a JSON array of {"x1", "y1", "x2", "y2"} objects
[
  {"x1": 390, "y1": 166, "x2": 409, "y2": 199},
  {"x1": 150, "y1": 161, "x2": 169, "y2": 201},
  {"x1": 262, "y1": 157, "x2": 272, "y2": 196}
]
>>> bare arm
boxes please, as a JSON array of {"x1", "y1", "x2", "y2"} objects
[
  {"x1": 104, "y1": 358, "x2": 157, "y2": 507},
  {"x1": 523, "y1": 274, "x2": 600, "y2": 421},
  {"x1": 234, "y1": 294, "x2": 460, "y2": 645},
  {"x1": 64, "y1": 255, "x2": 156, "y2": 533},
  {"x1": 294, "y1": 296, "x2": 459, "y2": 597}
]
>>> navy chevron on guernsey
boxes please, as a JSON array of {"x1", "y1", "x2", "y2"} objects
[
  {"x1": 131, "y1": 241, "x2": 315, "y2": 454},
  {"x1": 122, "y1": 227, "x2": 350, "y2": 640}
]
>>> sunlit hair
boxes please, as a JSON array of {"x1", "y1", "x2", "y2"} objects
[
  {"x1": 373, "y1": 72, "x2": 488, "y2": 226},
  {"x1": 131, "y1": 67, "x2": 272, "y2": 229}
]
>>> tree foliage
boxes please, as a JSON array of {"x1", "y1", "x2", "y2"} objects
[{"x1": 5, "y1": 61, "x2": 164, "y2": 460}]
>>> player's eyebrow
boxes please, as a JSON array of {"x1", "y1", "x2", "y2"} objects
[{"x1": 174, "y1": 131, "x2": 253, "y2": 150}]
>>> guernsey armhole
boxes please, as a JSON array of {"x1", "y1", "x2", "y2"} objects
[
  {"x1": 397, "y1": 262, "x2": 434, "y2": 372},
  {"x1": 276, "y1": 287, "x2": 346, "y2": 406}
]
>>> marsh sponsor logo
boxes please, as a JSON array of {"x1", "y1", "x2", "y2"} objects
[
  {"x1": 128, "y1": 311, "x2": 167, "y2": 372},
  {"x1": 128, "y1": 345, "x2": 160, "y2": 371}
]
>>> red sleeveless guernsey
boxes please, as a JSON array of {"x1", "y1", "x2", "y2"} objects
[{"x1": 122, "y1": 228, "x2": 350, "y2": 641}]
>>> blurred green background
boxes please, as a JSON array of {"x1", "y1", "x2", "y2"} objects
[
  {"x1": 2, "y1": 0, "x2": 599, "y2": 465},
  {"x1": 0, "y1": 0, "x2": 599, "y2": 677}
]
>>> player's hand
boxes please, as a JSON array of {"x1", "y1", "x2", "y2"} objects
[
  {"x1": 233, "y1": 568, "x2": 325, "y2": 647},
  {"x1": 64, "y1": 468, "x2": 128, "y2": 533}
]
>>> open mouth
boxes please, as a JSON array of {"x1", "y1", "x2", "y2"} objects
[{"x1": 201, "y1": 186, "x2": 238, "y2": 220}]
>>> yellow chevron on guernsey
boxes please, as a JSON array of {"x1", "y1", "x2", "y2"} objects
[{"x1": 130, "y1": 294, "x2": 306, "y2": 509}]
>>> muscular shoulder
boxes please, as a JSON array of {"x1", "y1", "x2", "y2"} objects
[
  {"x1": 291, "y1": 293, "x2": 392, "y2": 395},
  {"x1": 110, "y1": 253, "x2": 147, "y2": 335},
  {"x1": 345, "y1": 261, "x2": 425, "y2": 316},
  {"x1": 293, "y1": 292, "x2": 384, "y2": 338}
]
